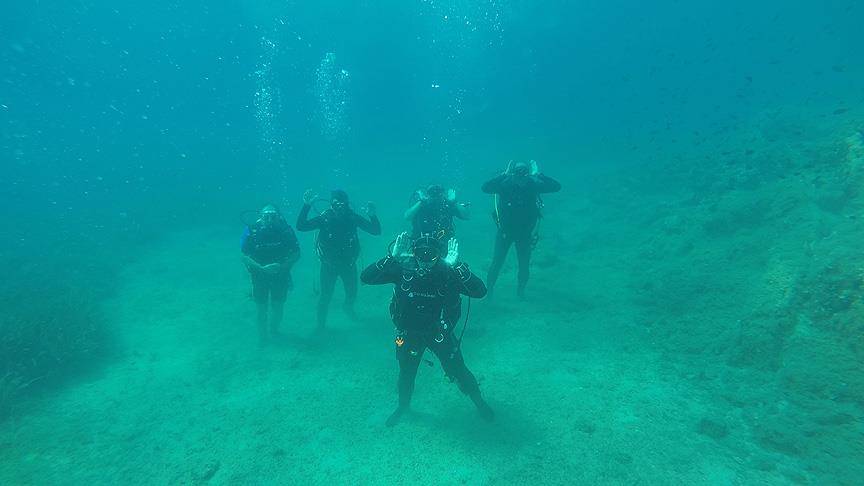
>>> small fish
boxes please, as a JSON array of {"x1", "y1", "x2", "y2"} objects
[{"x1": 833, "y1": 108, "x2": 848, "y2": 115}]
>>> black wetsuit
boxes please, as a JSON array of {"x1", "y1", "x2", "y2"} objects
[
  {"x1": 297, "y1": 204, "x2": 381, "y2": 327},
  {"x1": 241, "y1": 221, "x2": 300, "y2": 304},
  {"x1": 482, "y1": 173, "x2": 561, "y2": 295},
  {"x1": 361, "y1": 256, "x2": 488, "y2": 416}
]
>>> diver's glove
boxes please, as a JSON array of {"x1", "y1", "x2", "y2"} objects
[
  {"x1": 392, "y1": 232, "x2": 411, "y2": 257},
  {"x1": 504, "y1": 160, "x2": 515, "y2": 175},
  {"x1": 302, "y1": 189, "x2": 318, "y2": 205},
  {"x1": 446, "y1": 188, "x2": 457, "y2": 202},
  {"x1": 376, "y1": 232, "x2": 407, "y2": 268},
  {"x1": 443, "y1": 238, "x2": 459, "y2": 266},
  {"x1": 380, "y1": 231, "x2": 413, "y2": 268},
  {"x1": 529, "y1": 159, "x2": 539, "y2": 176}
]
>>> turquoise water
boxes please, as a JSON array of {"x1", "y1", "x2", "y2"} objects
[{"x1": 2, "y1": 1, "x2": 863, "y2": 484}]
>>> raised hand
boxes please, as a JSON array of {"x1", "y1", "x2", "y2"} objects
[
  {"x1": 365, "y1": 202, "x2": 377, "y2": 217},
  {"x1": 303, "y1": 189, "x2": 318, "y2": 205},
  {"x1": 529, "y1": 159, "x2": 539, "y2": 176},
  {"x1": 446, "y1": 188, "x2": 457, "y2": 202},
  {"x1": 444, "y1": 238, "x2": 459, "y2": 266},
  {"x1": 390, "y1": 232, "x2": 410, "y2": 258}
]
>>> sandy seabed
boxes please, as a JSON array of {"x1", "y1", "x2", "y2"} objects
[{"x1": 0, "y1": 226, "x2": 813, "y2": 485}]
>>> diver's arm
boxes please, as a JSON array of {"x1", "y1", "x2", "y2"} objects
[
  {"x1": 241, "y1": 254, "x2": 264, "y2": 272},
  {"x1": 404, "y1": 200, "x2": 423, "y2": 221},
  {"x1": 360, "y1": 256, "x2": 400, "y2": 285},
  {"x1": 481, "y1": 174, "x2": 508, "y2": 194},
  {"x1": 355, "y1": 212, "x2": 382, "y2": 235},
  {"x1": 295, "y1": 204, "x2": 323, "y2": 231},
  {"x1": 451, "y1": 263, "x2": 487, "y2": 298},
  {"x1": 240, "y1": 228, "x2": 263, "y2": 272},
  {"x1": 453, "y1": 201, "x2": 471, "y2": 220},
  {"x1": 534, "y1": 174, "x2": 562, "y2": 193},
  {"x1": 279, "y1": 228, "x2": 301, "y2": 268}
]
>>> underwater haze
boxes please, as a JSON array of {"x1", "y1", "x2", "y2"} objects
[{"x1": 2, "y1": 0, "x2": 863, "y2": 484}]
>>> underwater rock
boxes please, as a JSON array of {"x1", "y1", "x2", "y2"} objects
[
  {"x1": 847, "y1": 130, "x2": 864, "y2": 163},
  {"x1": 697, "y1": 417, "x2": 729, "y2": 440},
  {"x1": 790, "y1": 263, "x2": 862, "y2": 322},
  {"x1": 192, "y1": 460, "x2": 220, "y2": 483},
  {"x1": 757, "y1": 428, "x2": 801, "y2": 456},
  {"x1": 574, "y1": 419, "x2": 597, "y2": 435},
  {"x1": 814, "y1": 412, "x2": 855, "y2": 426},
  {"x1": 726, "y1": 319, "x2": 787, "y2": 371},
  {"x1": 610, "y1": 452, "x2": 633, "y2": 465},
  {"x1": 702, "y1": 197, "x2": 772, "y2": 238}
]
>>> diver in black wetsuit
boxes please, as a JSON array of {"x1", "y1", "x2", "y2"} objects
[
  {"x1": 296, "y1": 189, "x2": 381, "y2": 330},
  {"x1": 361, "y1": 232, "x2": 493, "y2": 427},
  {"x1": 241, "y1": 204, "x2": 301, "y2": 343},
  {"x1": 482, "y1": 160, "x2": 561, "y2": 298},
  {"x1": 404, "y1": 184, "x2": 471, "y2": 249}
]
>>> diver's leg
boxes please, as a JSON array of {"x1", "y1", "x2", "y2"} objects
[
  {"x1": 388, "y1": 340, "x2": 423, "y2": 427},
  {"x1": 430, "y1": 336, "x2": 494, "y2": 421},
  {"x1": 270, "y1": 299, "x2": 284, "y2": 336},
  {"x1": 341, "y1": 262, "x2": 358, "y2": 319},
  {"x1": 486, "y1": 231, "x2": 512, "y2": 297},
  {"x1": 269, "y1": 272, "x2": 291, "y2": 336},
  {"x1": 317, "y1": 263, "x2": 338, "y2": 329},
  {"x1": 251, "y1": 274, "x2": 269, "y2": 344},
  {"x1": 514, "y1": 236, "x2": 532, "y2": 298}
]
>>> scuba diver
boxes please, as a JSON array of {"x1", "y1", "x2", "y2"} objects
[
  {"x1": 482, "y1": 160, "x2": 561, "y2": 298},
  {"x1": 240, "y1": 204, "x2": 301, "y2": 344},
  {"x1": 404, "y1": 184, "x2": 471, "y2": 248},
  {"x1": 360, "y1": 232, "x2": 493, "y2": 427},
  {"x1": 296, "y1": 189, "x2": 381, "y2": 330}
]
